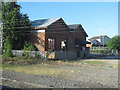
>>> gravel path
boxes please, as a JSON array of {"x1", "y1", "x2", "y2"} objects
[{"x1": 1, "y1": 60, "x2": 119, "y2": 88}]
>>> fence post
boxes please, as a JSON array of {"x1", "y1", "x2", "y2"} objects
[{"x1": 45, "y1": 51, "x2": 47, "y2": 60}]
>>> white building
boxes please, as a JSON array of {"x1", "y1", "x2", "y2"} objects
[{"x1": 89, "y1": 35, "x2": 110, "y2": 46}]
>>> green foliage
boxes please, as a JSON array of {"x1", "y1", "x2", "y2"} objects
[
  {"x1": 35, "y1": 52, "x2": 41, "y2": 60},
  {"x1": 23, "y1": 41, "x2": 37, "y2": 51},
  {"x1": 107, "y1": 35, "x2": 120, "y2": 50},
  {"x1": 23, "y1": 41, "x2": 38, "y2": 57},
  {"x1": 81, "y1": 61, "x2": 104, "y2": 64},
  {"x1": 2, "y1": 55, "x2": 39, "y2": 65},
  {"x1": 2, "y1": 2, "x2": 31, "y2": 51},
  {"x1": 4, "y1": 36, "x2": 12, "y2": 57}
]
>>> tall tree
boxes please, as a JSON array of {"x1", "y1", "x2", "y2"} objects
[
  {"x1": 107, "y1": 35, "x2": 120, "y2": 51},
  {"x1": 2, "y1": 2, "x2": 31, "y2": 53}
]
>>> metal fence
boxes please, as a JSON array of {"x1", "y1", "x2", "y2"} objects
[
  {"x1": 90, "y1": 47, "x2": 108, "y2": 50},
  {"x1": 90, "y1": 49, "x2": 117, "y2": 55}
]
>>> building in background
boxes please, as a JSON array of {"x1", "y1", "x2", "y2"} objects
[{"x1": 87, "y1": 35, "x2": 110, "y2": 49}]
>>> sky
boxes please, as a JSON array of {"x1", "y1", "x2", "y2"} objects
[{"x1": 18, "y1": 2, "x2": 118, "y2": 39}]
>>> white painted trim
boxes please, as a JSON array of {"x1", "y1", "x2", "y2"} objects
[{"x1": 30, "y1": 30, "x2": 45, "y2": 33}]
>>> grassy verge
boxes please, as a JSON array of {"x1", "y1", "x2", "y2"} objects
[
  {"x1": 2, "y1": 55, "x2": 105, "y2": 76},
  {"x1": 2, "y1": 55, "x2": 105, "y2": 66},
  {"x1": 81, "y1": 61, "x2": 104, "y2": 64},
  {"x1": 2, "y1": 61, "x2": 105, "y2": 77},
  {"x1": 2, "y1": 64, "x2": 72, "y2": 77}
]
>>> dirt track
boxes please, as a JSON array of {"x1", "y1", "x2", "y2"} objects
[{"x1": 1, "y1": 59, "x2": 119, "y2": 88}]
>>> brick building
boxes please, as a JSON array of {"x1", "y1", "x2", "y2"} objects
[
  {"x1": 28, "y1": 17, "x2": 88, "y2": 52},
  {"x1": 28, "y1": 18, "x2": 70, "y2": 51}
]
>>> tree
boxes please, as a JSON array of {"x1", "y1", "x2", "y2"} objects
[
  {"x1": 107, "y1": 35, "x2": 120, "y2": 51},
  {"x1": 2, "y1": 1, "x2": 31, "y2": 56}
]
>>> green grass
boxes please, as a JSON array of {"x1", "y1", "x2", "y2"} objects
[
  {"x1": 2, "y1": 55, "x2": 106, "y2": 77},
  {"x1": 81, "y1": 61, "x2": 104, "y2": 64},
  {"x1": 2, "y1": 64, "x2": 71, "y2": 77},
  {"x1": 2, "y1": 60, "x2": 105, "y2": 77}
]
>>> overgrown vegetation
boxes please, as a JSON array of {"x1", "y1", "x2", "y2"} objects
[
  {"x1": 2, "y1": 55, "x2": 39, "y2": 65},
  {"x1": 22, "y1": 41, "x2": 39, "y2": 57},
  {"x1": 4, "y1": 36, "x2": 13, "y2": 57},
  {"x1": 23, "y1": 41, "x2": 38, "y2": 51},
  {"x1": 2, "y1": 2, "x2": 31, "y2": 57},
  {"x1": 107, "y1": 35, "x2": 120, "y2": 51},
  {"x1": 2, "y1": 57, "x2": 105, "y2": 77},
  {"x1": 81, "y1": 61, "x2": 104, "y2": 64},
  {"x1": 2, "y1": 53, "x2": 105, "y2": 66},
  {"x1": 2, "y1": 64, "x2": 70, "y2": 77}
]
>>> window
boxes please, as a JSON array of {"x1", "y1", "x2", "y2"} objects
[
  {"x1": 48, "y1": 38, "x2": 55, "y2": 50},
  {"x1": 61, "y1": 40, "x2": 67, "y2": 50}
]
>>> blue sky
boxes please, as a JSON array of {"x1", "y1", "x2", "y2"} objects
[{"x1": 18, "y1": 2, "x2": 118, "y2": 39}]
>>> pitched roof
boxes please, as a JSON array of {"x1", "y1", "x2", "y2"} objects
[
  {"x1": 68, "y1": 24, "x2": 88, "y2": 37},
  {"x1": 89, "y1": 35, "x2": 109, "y2": 41},
  {"x1": 31, "y1": 17, "x2": 61, "y2": 29},
  {"x1": 68, "y1": 24, "x2": 81, "y2": 31}
]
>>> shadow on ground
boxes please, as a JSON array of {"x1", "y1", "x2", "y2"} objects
[
  {"x1": 87, "y1": 55, "x2": 120, "y2": 60},
  {"x1": 1, "y1": 85, "x2": 21, "y2": 90}
]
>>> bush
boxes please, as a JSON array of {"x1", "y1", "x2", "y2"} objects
[
  {"x1": 23, "y1": 41, "x2": 37, "y2": 51},
  {"x1": 2, "y1": 55, "x2": 39, "y2": 65},
  {"x1": 35, "y1": 52, "x2": 40, "y2": 60},
  {"x1": 4, "y1": 37, "x2": 13, "y2": 57},
  {"x1": 23, "y1": 41, "x2": 39, "y2": 57},
  {"x1": 23, "y1": 52, "x2": 29, "y2": 58}
]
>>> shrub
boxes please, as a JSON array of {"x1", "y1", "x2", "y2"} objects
[
  {"x1": 4, "y1": 37, "x2": 13, "y2": 57},
  {"x1": 2, "y1": 55, "x2": 39, "y2": 65},
  {"x1": 23, "y1": 52, "x2": 29, "y2": 58},
  {"x1": 35, "y1": 52, "x2": 40, "y2": 60},
  {"x1": 23, "y1": 41, "x2": 39, "y2": 57},
  {"x1": 23, "y1": 41, "x2": 36, "y2": 51}
]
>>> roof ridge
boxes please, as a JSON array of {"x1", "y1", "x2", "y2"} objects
[
  {"x1": 31, "y1": 17, "x2": 61, "y2": 22},
  {"x1": 92, "y1": 35, "x2": 108, "y2": 38}
]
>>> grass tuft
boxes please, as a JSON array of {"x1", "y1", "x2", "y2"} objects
[{"x1": 81, "y1": 61, "x2": 104, "y2": 64}]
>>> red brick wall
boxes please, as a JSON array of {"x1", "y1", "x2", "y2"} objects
[{"x1": 28, "y1": 32, "x2": 45, "y2": 51}]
